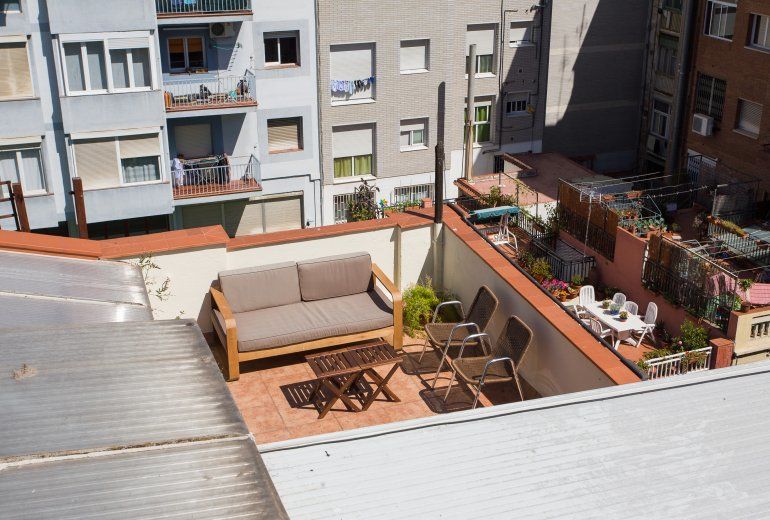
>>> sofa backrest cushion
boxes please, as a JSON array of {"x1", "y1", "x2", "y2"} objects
[
  {"x1": 218, "y1": 262, "x2": 300, "y2": 313},
  {"x1": 297, "y1": 252, "x2": 372, "y2": 301}
]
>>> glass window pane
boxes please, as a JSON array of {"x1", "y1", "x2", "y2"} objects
[
  {"x1": 109, "y1": 49, "x2": 129, "y2": 89},
  {"x1": 131, "y1": 48, "x2": 151, "y2": 87},
  {"x1": 63, "y1": 43, "x2": 85, "y2": 91},
  {"x1": 20, "y1": 148, "x2": 44, "y2": 191},
  {"x1": 122, "y1": 156, "x2": 160, "y2": 183},
  {"x1": 354, "y1": 154, "x2": 372, "y2": 176},
  {"x1": 0, "y1": 151, "x2": 19, "y2": 183},
  {"x1": 264, "y1": 38, "x2": 279, "y2": 63},
  {"x1": 85, "y1": 42, "x2": 106, "y2": 90},
  {"x1": 168, "y1": 38, "x2": 186, "y2": 70},
  {"x1": 334, "y1": 157, "x2": 353, "y2": 178},
  {"x1": 187, "y1": 37, "x2": 205, "y2": 69},
  {"x1": 0, "y1": 1, "x2": 21, "y2": 12},
  {"x1": 477, "y1": 54, "x2": 492, "y2": 73},
  {"x1": 279, "y1": 37, "x2": 298, "y2": 64},
  {"x1": 475, "y1": 123, "x2": 491, "y2": 143},
  {"x1": 412, "y1": 129, "x2": 424, "y2": 145},
  {"x1": 475, "y1": 105, "x2": 490, "y2": 122}
]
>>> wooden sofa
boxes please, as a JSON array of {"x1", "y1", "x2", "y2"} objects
[{"x1": 210, "y1": 252, "x2": 402, "y2": 381}]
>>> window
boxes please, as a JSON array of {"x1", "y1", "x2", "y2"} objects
[
  {"x1": 466, "y1": 25, "x2": 495, "y2": 76},
  {"x1": 736, "y1": 99, "x2": 763, "y2": 138},
  {"x1": 656, "y1": 35, "x2": 678, "y2": 77},
  {"x1": 749, "y1": 14, "x2": 770, "y2": 50},
  {"x1": 333, "y1": 193, "x2": 355, "y2": 223},
  {"x1": 505, "y1": 93, "x2": 529, "y2": 116},
  {"x1": 651, "y1": 99, "x2": 671, "y2": 138},
  {"x1": 509, "y1": 22, "x2": 533, "y2": 46},
  {"x1": 393, "y1": 184, "x2": 433, "y2": 205},
  {"x1": 61, "y1": 35, "x2": 154, "y2": 94},
  {"x1": 264, "y1": 32, "x2": 299, "y2": 66},
  {"x1": 267, "y1": 117, "x2": 303, "y2": 153},
  {"x1": 168, "y1": 36, "x2": 205, "y2": 73},
  {"x1": 400, "y1": 119, "x2": 427, "y2": 150},
  {"x1": 694, "y1": 73, "x2": 727, "y2": 121},
  {"x1": 74, "y1": 134, "x2": 162, "y2": 189},
  {"x1": 663, "y1": 0, "x2": 682, "y2": 10},
  {"x1": 332, "y1": 125, "x2": 374, "y2": 179},
  {"x1": 705, "y1": 1, "x2": 736, "y2": 40},
  {"x1": 400, "y1": 39, "x2": 428, "y2": 73},
  {"x1": 468, "y1": 102, "x2": 491, "y2": 144},
  {"x1": 0, "y1": 1, "x2": 21, "y2": 13},
  {"x1": 330, "y1": 43, "x2": 375, "y2": 103},
  {"x1": 0, "y1": 41, "x2": 33, "y2": 99},
  {"x1": 0, "y1": 145, "x2": 46, "y2": 194}
]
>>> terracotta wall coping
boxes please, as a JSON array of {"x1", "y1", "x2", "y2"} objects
[
  {"x1": 0, "y1": 210, "x2": 436, "y2": 260},
  {"x1": 443, "y1": 210, "x2": 641, "y2": 386}
]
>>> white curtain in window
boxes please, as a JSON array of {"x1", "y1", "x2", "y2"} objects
[
  {"x1": 332, "y1": 125, "x2": 373, "y2": 158},
  {"x1": 63, "y1": 43, "x2": 85, "y2": 91},
  {"x1": 109, "y1": 49, "x2": 129, "y2": 88},
  {"x1": 20, "y1": 149, "x2": 43, "y2": 191},
  {"x1": 85, "y1": 42, "x2": 106, "y2": 90},
  {"x1": 466, "y1": 25, "x2": 495, "y2": 55},
  {"x1": 122, "y1": 156, "x2": 159, "y2": 183}
]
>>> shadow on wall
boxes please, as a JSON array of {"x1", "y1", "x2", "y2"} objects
[{"x1": 541, "y1": 0, "x2": 649, "y2": 173}]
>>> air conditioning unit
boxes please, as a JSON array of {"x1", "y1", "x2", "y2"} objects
[
  {"x1": 210, "y1": 22, "x2": 235, "y2": 39},
  {"x1": 692, "y1": 113, "x2": 714, "y2": 137}
]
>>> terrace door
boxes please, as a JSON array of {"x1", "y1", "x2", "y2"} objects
[{"x1": 174, "y1": 123, "x2": 212, "y2": 160}]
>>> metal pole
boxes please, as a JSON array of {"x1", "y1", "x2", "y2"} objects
[
  {"x1": 71, "y1": 177, "x2": 89, "y2": 239},
  {"x1": 464, "y1": 44, "x2": 477, "y2": 181},
  {"x1": 666, "y1": 0, "x2": 697, "y2": 176},
  {"x1": 434, "y1": 142, "x2": 444, "y2": 224}
]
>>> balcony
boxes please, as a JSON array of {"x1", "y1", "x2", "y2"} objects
[
  {"x1": 163, "y1": 72, "x2": 257, "y2": 114},
  {"x1": 172, "y1": 154, "x2": 261, "y2": 200},
  {"x1": 155, "y1": 0, "x2": 251, "y2": 16}
]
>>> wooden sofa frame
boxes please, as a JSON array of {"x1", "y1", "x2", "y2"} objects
[{"x1": 210, "y1": 263, "x2": 403, "y2": 381}]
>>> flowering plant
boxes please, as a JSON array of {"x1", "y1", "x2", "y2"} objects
[{"x1": 542, "y1": 278, "x2": 569, "y2": 295}]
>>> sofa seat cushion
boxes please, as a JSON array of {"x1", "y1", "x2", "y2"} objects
[{"x1": 224, "y1": 289, "x2": 394, "y2": 353}]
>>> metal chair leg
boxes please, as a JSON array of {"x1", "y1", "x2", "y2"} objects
[
  {"x1": 512, "y1": 371, "x2": 524, "y2": 402},
  {"x1": 417, "y1": 337, "x2": 430, "y2": 362},
  {"x1": 431, "y1": 345, "x2": 450, "y2": 389},
  {"x1": 471, "y1": 381, "x2": 484, "y2": 409},
  {"x1": 443, "y1": 370, "x2": 457, "y2": 403}
]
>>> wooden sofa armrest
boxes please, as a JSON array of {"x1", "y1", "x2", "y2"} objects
[
  {"x1": 210, "y1": 286, "x2": 240, "y2": 380},
  {"x1": 372, "y1": 264, "x2": 403, "y2": 350}
]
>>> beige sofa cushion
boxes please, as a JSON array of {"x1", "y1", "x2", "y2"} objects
[
  {"x1": 297, "y1": 252, "x2": 372, "y2": 301},
  {"x1": 218, "y1": 289, "x2": 393, "y2": 353},
  {"x1": 218, "y1": 262, "x2": 300, "y2": 313}
]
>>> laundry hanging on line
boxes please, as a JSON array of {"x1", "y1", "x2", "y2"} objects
[{"x1": 330, "y1": 76, "x2": 375, "y2": 95}]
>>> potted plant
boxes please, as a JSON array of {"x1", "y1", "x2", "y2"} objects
[
  {"x1": 739, "y1": 278, "x2": 754, "y2": 311},
  {"x1": 609, "y1": 303, "x2": 621, "y2": 315},
  {"x1": 618, "y1": 310, "x2": 628, "y2": 321},
  {"x1": 530, "y1": 258, "x2": 552, "y2": 283},
  {"x1": 601, "y1": 299, "x2": 611, "y2": 310}
]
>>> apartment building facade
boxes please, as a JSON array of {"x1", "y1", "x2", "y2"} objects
[
  {"x1": 683, "y1": 0, "x2": 770, "y2": 196},
  {"x1": 0, "y1": 0, "x2": 319, "y2": 238},
  {"x1": 315, "y1": 0, "x2": 548, "y2": 224}
]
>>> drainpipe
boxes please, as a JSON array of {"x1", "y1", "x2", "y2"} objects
[
  {"x1": 433, "y1": 142, "x2": 445, "y2": 290},
  {"x1": 313, "y1": 0, "x2": 325, "y2": 225},
  {"x1": 666, "y1": 0, "x2": 697, "y2": 177},
  {"x1": 464, "y1": 44, "x2": 477, "y2": 180}
]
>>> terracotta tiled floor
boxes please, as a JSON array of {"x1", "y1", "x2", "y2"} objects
[{"x1": 208, "y1": 335, "x2": 526, "y2": 444}]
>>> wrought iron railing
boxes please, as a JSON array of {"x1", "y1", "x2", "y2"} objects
[
  {"x1": 172, "y1": 155, "x2": 260, "y2": 199},
  {"x1": 156, "y1": 0, "x2": 251, "y2": 15},
  {"x1": 558, "y1": 205, "x2": 616, "y2": 260},
  {"x1": 527, "y1": 234, "x2": 596, "y2": 282},
  {"x1": 164, "y1": 71, "x2": 256, "y2": 111},
  {"x1": 644, "y1": 347, "x2": 711, "y2": 380}
]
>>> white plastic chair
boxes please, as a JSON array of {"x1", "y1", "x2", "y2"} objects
[
  {"x1": 574, "y1": 285, "x2": 595, "y2": 320},
  {"x1": 612, "y1": 293, "x2": 626, "y2": 307},
  {"x1": 634, "y1": 302, "x2": 658, "y2": 346},
  {"x1": 491, "y1": 213, "x2": 518, "y2": 252},
  {"x1": 624, "y1": 301, "x2": 639, "y2": 316},
  {"x1": 590, "y1": 318, "x2": 614, "y2": 346}
]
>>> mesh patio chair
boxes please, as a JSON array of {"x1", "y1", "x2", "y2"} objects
[
  {"x1": 612, "y1": 293, "x2": 627, "y2": 307},
  {"x1": 443, "y1": 315, "x2": 533, "y2": 409},
  {"x1": 624, "y1": 301, "x2": 639, "y2": 316},
  {"x1": 418, "y1": 286, "x2": 499, "y2": 388}
]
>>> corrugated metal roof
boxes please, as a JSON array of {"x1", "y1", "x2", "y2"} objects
[
  {"x1": 0, "y1": 250, "x2": 152, "y2": 326},
  {"x1": 1, "y1": 439, "x2": 284, "y2": 520},
  {"x1": 261, "y1": 363, "x2": 770, "y2": 519},
  {"x1": 0, "y1": 320, "x2": 246, "y2": 460}
]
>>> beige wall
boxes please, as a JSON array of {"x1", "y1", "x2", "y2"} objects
[{"x1": 442, "y1": 228, "x2": 617, "y2": 397}]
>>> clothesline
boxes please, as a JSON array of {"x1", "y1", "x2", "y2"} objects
[{"x1": 330, "y1": 76, "x2": 375, "y2": 95}]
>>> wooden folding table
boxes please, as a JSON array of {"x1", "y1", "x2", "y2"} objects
[{"x1": 306, "y1": 342, "x2": 402, "y2": 419}]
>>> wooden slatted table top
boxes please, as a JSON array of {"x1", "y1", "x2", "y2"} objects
[{"x1": 306, "y1": 342, "x2": 402, "y2": 379}]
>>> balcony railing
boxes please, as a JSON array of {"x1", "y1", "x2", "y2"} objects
[
  {"x1": 164, "y1": 72, "x2": 257, "y2": 112},
  {"x1": 644, "y1": 347, "x2": 712, "y2": 380},
  {"x1": 156, "y1": 0, "x2": 251, "y2": 16},
  {"x1": 172, "y1": 155, "x2": 261, "y2": 199}
]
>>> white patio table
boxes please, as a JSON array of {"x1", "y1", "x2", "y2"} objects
[{"x1": 584, "y1": 302, "x2": 646, "y2": 350}]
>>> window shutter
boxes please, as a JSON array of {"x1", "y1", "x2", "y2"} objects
[
  {"x1": 119, "y1": 134, "x2": 160, "y2": 159},
  {"x1": 108, "y1": 37, "x2": 149, "y2": 50},
  {"x1": 330, "y1": 43, "x2": 373, "y2": 80},
  {"x1": 0, "y1": 42, "x2": 32, "y2": 98},
  {"x1": 509, "y1": 23, "x2": 531, "y2": 43},
  {"x1": 174, "y1": 124, "x2": 212, "y2": 159},
  {"x1": 400, "y1": 40, "x2": 426, "y2": 71},
  {"x1": 182, "y1": 203, "x2": 223, "y2": 230},
  {"x1": 263, "y1": 196, "x2": 302, "y2": 233},
  {"x1": 332, "y1": 125, "x2": 373, "y2": 158},
  {"x1": 400, "y1": 119, "x2": 425, "y2": 133},
  {"x1": 739, "y1": 100, "x2": 763, "y2": 135},
  {"x1": 74, "y1": 138, "x2": 119, "y2": 189},
  {"x1": 267, "y1": 118, "x2": 300, "y2": 152},
  {"x1": 466, "y1": 26, "x2": 495, "y2": 55},
  {"x1": 224, "y1": 200, "x2": 264, "y2": 237}
]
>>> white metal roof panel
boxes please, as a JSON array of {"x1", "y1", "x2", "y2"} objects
[{"x1": 261, "y1": 363, "x2": 770, "y2": 519}]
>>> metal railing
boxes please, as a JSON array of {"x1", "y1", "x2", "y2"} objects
[
  {"x1": 644, "y1": 347, "x2": 712, "y2": 380},
  {"x1": 172, "y1": 155, "x2": 260, "y2": 199},
  {"x1": 393, "y1": 184, "x2": 433, "y2": 205},
  {"x1": 529, "y1": 234, "x2": 596, "y2": 282},
  {"x1": 156, "y1": 0, "x2": 251, "y2": 15},
  {"x1": 558, "y1": 205, "x2": 616, "y2": 260},
  {"x1": 164, "y1": 71, "x2": 256, "y2": 111}
]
